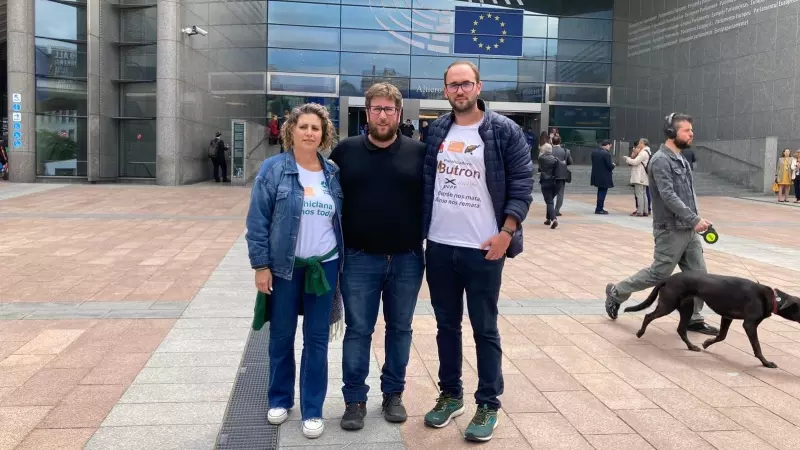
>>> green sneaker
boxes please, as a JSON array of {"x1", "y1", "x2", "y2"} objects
[
  {"x1": 423, "y1": 393, "x2": 465, "y2": 428},
  {"x1": 464, "y1": 405, "x2": 499, "y2": 442}
]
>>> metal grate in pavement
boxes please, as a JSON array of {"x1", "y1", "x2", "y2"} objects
[{"x1": 216, "y1": 327, "x2": 279, "y2": 450}]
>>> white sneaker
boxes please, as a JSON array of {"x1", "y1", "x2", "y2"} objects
[
  {"x1": 302, "y1": 418, "x2": 324, "y2": 439},
  {"x1": 268, "y1": 407, "x2": 288, "y2": 425}
]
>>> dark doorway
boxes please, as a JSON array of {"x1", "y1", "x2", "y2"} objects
[{"x1": 347, "y1": 107, "x2": 367, "y2": 137}]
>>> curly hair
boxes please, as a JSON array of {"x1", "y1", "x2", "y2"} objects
[{"x1": 279, "y1": 103, "x2": 336, "y2": 151}]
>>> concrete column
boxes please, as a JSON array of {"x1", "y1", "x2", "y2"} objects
[
  {"x1": 762, "y1": 137, "x2": 778, "y2": 194},
  {"x1": 156, "y1": 0, "x2": 180, "y2": 185},
  {"x1": 338, "y1": 96, "x2": 350, "y2": 142},
  {"x1": 6, "y1": 0, "x2": 36, "y2": 182},
  {"x1": 86, "y1": 0, "x2": 101, "y2": 182}
]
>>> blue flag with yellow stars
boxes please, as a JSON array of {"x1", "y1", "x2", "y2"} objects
[{"x1": 453, "y1": 6, "x2": 524, "y2": 57}]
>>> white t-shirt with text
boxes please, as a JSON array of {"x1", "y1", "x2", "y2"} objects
[
  {"x1": 295, "y1": 166, "x2": 338, "y2": 261},
  {"x1": 428, "y1": 121, "x2": 498, "y2": 249}
]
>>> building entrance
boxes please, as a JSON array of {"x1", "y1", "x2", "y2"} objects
[
  {"x1": 347, "y1": 107, "x2": 368, "y2": 137},
  {"x1": 497, "y1": 112, "x2": 540, "y2": 135}
]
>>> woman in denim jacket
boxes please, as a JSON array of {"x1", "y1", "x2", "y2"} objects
[{"x1": 245, "y1": 103, "x2": 344, "y2": 439}]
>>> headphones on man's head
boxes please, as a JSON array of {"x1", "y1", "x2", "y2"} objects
[{"x1": 664, "y1": 112, "x2": 678, "y2": 139}]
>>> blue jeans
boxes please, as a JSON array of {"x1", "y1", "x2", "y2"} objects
[
  {"x1": 341, "y1": 248, "x2": 424, "y2": 403},
  {"x1": 268, "y1": 259, "x2": 339, "y2": 421},
  {"x1": 596, "y1": 187, "x2": 608, "y2": 212},
  {"x1": 425, "y1": 241, "x2": 505, "y2": 410}
]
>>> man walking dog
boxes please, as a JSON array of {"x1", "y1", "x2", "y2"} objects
[{"x1": 604, "y1": 113, "x2": 718, "y2": 336}]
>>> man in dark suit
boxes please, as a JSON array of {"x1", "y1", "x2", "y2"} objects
[{"x1": 590, "y1": 139, "x2": 614, "y2": 214}]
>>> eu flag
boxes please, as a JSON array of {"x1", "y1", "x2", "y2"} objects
[{"x1": 453, "y1": 6, "x2": 524, "y2": 57}]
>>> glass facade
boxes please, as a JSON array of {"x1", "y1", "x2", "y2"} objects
[
  {"x1": 34, "y1": 0, "x2": 88, "y2": 177},
  {"x1": 118, "y1": 5, "x2": 157, "y2": 178},
  {"x1": 265, "y1": 0, "x2": 613, "y2": 141}
]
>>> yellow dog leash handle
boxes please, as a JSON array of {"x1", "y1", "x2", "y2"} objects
[{"x1": 700, "y1": 225, "x2": 718, "y2": 244}]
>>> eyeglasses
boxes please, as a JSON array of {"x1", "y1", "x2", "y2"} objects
[
  {"x1": 367, "y1": 106, "x2": 398, "y2": 116},
  {"x1": 446, "y1": 81, "x2": 476, "y2": 93}
]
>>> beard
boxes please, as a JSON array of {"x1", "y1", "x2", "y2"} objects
[
  {"x1": 368, "y1": 120, "x2": 398, "y2": 143},
  {"x1": 448, "y1": 95, "x2": 477, "y2": 114},
  {"x1": 674, "y1": 137, "x2": 693, "y2": 150}
]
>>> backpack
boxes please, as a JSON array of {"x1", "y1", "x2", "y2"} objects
[
  {"x1": 208, "y1": 138, "x2": 219, "y2": 158},
  {"x1": 554, "y1": 148, "x2": 572, "y2": 183}
]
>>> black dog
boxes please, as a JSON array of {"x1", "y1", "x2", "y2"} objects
[{"x1": 624, "y1": 271, "x2": 800, "y2": 368}]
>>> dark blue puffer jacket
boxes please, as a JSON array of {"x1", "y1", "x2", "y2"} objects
[{"x1": 422, "y1": 99, "x2": 534, "y2": 258}]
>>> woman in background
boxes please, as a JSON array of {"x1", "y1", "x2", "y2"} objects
[
  {"x1": 776, "y1": 148, "x2": 794, "y2": 202},
  {"x1": 793, "y1": 150, "x2": 800, "y2": 203}
]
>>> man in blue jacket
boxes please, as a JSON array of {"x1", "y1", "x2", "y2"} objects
[
  {"x1": 590, "y1": 139, "x2": 615, "y2": 214},
  {"x1": 420, "y1": 61, "x2": 533, "y2": 443}
]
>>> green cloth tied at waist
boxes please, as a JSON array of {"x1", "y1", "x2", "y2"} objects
[
  {"x1": 252, "y1": 247, "x2": 338, "y2": 331},
  {"x1": 295, "y1": 247, "x2": 338, "y2": 296}
]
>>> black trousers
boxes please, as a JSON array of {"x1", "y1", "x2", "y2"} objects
[
  {"x1": 213, "y1": 157, "x2": 228, "y2": 181},
  {"x1": 541, "y1": 180, "x2": 556, "y2": 221}
]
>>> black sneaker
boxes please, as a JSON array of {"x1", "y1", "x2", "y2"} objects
[
  {"x1": 340, "y1": 402, "x2": 366, "y2": 430},
  {"x1": 688, "y1": 322, "x2": 719, "y2": 336},
  {"x1": 544, "y1": 220, "x2": 551, "y2": 226},
  {"x1": 605, "y1": 283, "x2": 620, "y2": 320},
  {"x1": 556, "y1": 212, "x2": 562, "y2": 217},
  {"x1": 382, "y1": 393, "x2": 407, "y2": 423}
]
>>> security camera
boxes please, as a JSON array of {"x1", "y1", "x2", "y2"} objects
[{"x1": 182, "y1": 26, "x2": 208, "y2": 36}]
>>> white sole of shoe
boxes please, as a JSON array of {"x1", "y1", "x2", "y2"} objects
[
  {"x1": 465, "y1": 419, "x2": 499, "y2": 442},
  {"x1": 425, "y1": 405, "x2": 465, "y2": 428},
  {"x1": 303, "y1": 425, "x2": 324, "y2": 439},
  {"x1": 267, "y1": 411, "x2": 288, "y2": 425}
]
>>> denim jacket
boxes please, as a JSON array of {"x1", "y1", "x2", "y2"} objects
[
  {"x1": 648, "y1": 145, "x2": 701, "y2": 231},
  {"x1": 246, "y1": 151, "x2": 345, "y2": 281}
]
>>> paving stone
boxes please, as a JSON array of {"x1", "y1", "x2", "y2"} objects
[
  {"x1": 149, "y1": 301, "x2": 190, "y2": 310},
  {"x1": 78, "y1": 301, "x2": 154, "y2": 310},
  {"x1": 23, "y1": 310, "x2": 109, "y2": 320},
  {"x1": 120, "y1": 383, "x2": 234, "y2": 403},
  {"x1": 661, "y1": 369, "x2": 756, "y2": 408},
  {"x1": 0, "y1": 312, "x2": 27, "y2": 320},
  {"x1": 81, "y1": 352, "x2": 151, "y2": 385},
  {"x1": 0, "y1": 406, "x2": 53, "y2": 446},
  {"x1": 278, "y1": 417, "x2": 402, "y2": 447},
  {"x1": 164, "y1": 327, "x2": 250, "y2": 341},
  {"x1": 541, "y1": 346, "x2": 610, "y2": 374},
  {"x1": 509, "y1": 412, "x2": 594, "y2": 450},
  {"x1": 145, "y1": 352, "x2": 244, "y2": 368},
  {"x1": 584, "y1": 434, "x2": 656, "y2": 450},
  {"x1": 156, "y1": 338, "x2": 246, "y2": 353},
  {"x1": 616, "y1": 409, "x2": 716, "y2": 450},
  {"x1": 15, "y1": 428, "x2": 96, "y2": 450},
  {"x1": 85, "y1": 424, "x2": 219, "y2": 450},
  {"x1": 104, "y1": 309, "x2": 184, "y2": 319},
  {"x1": 13, "y1": 329, "x2": 85, "y2": 355},
  {"x1": 718, "y1": 406, "x2": 800, "y2": 450},
  {"x1": 4, "y1": 302, "x2": 79, "y2": 311},
  {"x1": 40, "y1": 385, "x2": 127, "y2": 428},
  {"x1": 134, "y1": 366, "x2": 239, "y2": 384},
  {"x1": 699, "y1": 430, "x2": 776, "y2": 450},
  {"x1": 573, "y1": 372, "x2": 657, "y2": 410},
  {"x1": 101, "y1": 402, "x2": 227, "y2": 426},
  {"x1": 639, "y1": 388, "x2": 742, "y2": 432},
  {"x1": 544, "y1": 390, "x2": 633, "y2": 434},
  {"x1": 171, "y1": 318, "x2": 253, "y2": 329}
]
